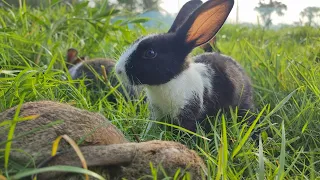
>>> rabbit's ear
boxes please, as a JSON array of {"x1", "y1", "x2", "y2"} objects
[
  {"x1": 67, "y1": 48, "x2": 78, "y2": 63},
  {"x1": 66, "y1": 48, "x2": 84, "y2": 68},
  {"x1": 168, "y1": 0, "x2": 203, "y2": 33},
  {"x1": 176, "y1": 0, "x2": 234, "y2": 48}
]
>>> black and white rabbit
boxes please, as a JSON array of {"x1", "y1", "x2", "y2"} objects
[
  {"x1": 115, "y1": 0, "x2": 255, "y2": 133},
  {"x1": 66, "y1": 48, "x2": 143, "y2": 102}
]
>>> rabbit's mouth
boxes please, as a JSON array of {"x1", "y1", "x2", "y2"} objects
[{"x1": 115, "y1": 66, "x2": 130, "y2": 85}]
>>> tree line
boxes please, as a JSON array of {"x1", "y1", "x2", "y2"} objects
[
  {"x1": 0, "y1": 0, "x2": 161, "y2": 12},
  {"x1": 1, "y1": 0, "x2": 319, "y2": 27},
  {"x1": 255, "y1": 0, "x2": 320, "y2": 27}
]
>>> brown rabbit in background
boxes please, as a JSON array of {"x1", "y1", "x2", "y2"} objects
[
  {"x1": 0, "y1": 101, "x2": 128, "y2": 165},
  {"x1": 66, "y1": 48, "x2": 143, "y2": 103},
  {"x1": 0, "y1": 101, "x2": 207, "y2": 180}
]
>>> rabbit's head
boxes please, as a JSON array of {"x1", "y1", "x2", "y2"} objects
[
  {"x1": 66, "y1": 48, "x2": 87, "y2": 69},
  {"x1": 115, "y1": 0, "x2": 234, "y2": 86}
]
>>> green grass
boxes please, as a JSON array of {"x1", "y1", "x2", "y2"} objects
[{"x1": 1, "y1": 1, "x2": 320, "y2": 179}]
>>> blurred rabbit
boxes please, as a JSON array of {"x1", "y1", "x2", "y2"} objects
[
  {"x1": 0, "y1": 101, "x2": 128, "y2": 165},
  {"x1": 66, "y1": 48, "x2": 143, "y2": 103},
  {"x1": 0, "y1": 101, "x2": 207, "y2": 180}
]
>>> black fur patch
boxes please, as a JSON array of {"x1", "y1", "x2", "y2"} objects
[
  {"x1": 174, "y1": 53, "x2": 254, "y2": 133},
  {"x1": 177, "y1": 93, "x2": 201, "y2": 132},
  {"x1": 200, "y1": 53, "x2": 253, "y2": 130},
  {"x1": 125, "y1": 34, "x2": 191, "y2": 85}
]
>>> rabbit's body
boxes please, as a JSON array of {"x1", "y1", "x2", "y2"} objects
[
  {"x1": 115, "y1": 0, "x2": 255, "y2": 132},
  {"x1": 0, "y1": 101, "x2": 128, "y2": 165},
  {"x1": 145, "y1": 52, "x2": 253, "y2": 131},
  {"x1": 0, "y1": 102, "x2": 207, "y2": 179}
]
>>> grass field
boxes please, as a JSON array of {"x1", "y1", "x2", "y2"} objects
[{"x1": 0, "y1": 1, "x2": 320, "y2": 179}]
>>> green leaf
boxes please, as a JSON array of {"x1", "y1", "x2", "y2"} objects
[
  {"x1": 301, "y1": 121, "x2": 308, "y2": 133},
  {"x1": 277, "y1": 120, "x2": 286, "y2": 180},
  {"x1": 221, "y1": 115, "x2": 228, "y2": 178},
  {"x1": 263, "y1": 89, "x2": 298, "y2": 121},
  {"x1": 232, "y1": 105, "x2": 266, "y2": 159},
  {"x1": 4, "y1": 94, "x2": 26, "y2": 169},
  {"x1": 258, "y1": 135, "x2": 265, "y2": 180}
]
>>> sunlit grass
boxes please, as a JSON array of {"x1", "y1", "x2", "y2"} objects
[{"x1": 1, "y1": 1, "x2": 320, "y2": 179}]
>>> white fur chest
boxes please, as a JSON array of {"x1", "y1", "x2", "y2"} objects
[
  {"x1": 145, "y1": 63, "x2": 213, "y2": 120},
  {"x1": 68, "y1": 62, "x2": 83, "y2": 79}
]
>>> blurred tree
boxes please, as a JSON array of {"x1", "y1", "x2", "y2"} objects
[
  {"x1": 0, "y1": 0, "x2": 161, "y2": 12},
  {"x1": 300, "y1": 7, "x2": 320, "y2": 26},
  {"x1": 142, "y1": 0, "x2": 160, "y2": 11},
  {"x1": 293, "y1": 18, "x2": 304, "y2": 27},
  {"x1": 254, "y1": 0, "x2": 287, "y2": 28},
  {"x1": 0, "y1": 0, "x2": 74, "y2": 8},
  {"x1": 116, "y1": 0, "x2": 137, "y2": 11}
]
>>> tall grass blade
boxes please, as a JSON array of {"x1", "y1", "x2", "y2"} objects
[
  {"x1": 0, "y1": 115, "x2": 40, "y2": 127},
  {"x1": 232, "y1": 105, "x2": 266, "y2": 159},
  {"x1": 283, "y1": 147, "x2": 302, "y2": 177},
  {"x1": 277, "y1": 121, "x2": 286, "y2": 180},
  {"x1": 310, "y1": 151, "x2": 315, "y2": 180},
  {"x1": 4, "y1": 94, "x2": 25, "y2": 170},
  {"x1": 215, "y1": 146, "x2": 223, "y2": 180},
  {"x1": 263, "y1": 89, "x2": 297, "y2": 121},
  {"x1": 51, "y1": 135, "x2": 89, "y2": 180},
  {"x1": 221, "y1": 115, "x2": 228, "y2": 179},
  {"x1": 258, "y1": 135, "x2": 265, "y2": 180}
]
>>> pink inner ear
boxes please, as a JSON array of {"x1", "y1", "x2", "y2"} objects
[{"x1": 183, "y1": 0, "x2": 233, "y2": 47}]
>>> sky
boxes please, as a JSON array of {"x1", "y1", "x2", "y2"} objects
[{"x1": 160, "y1": 0, "x2": 320, "y2": 25}]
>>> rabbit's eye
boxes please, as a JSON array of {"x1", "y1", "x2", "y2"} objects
[{"x1": 143, "y1": 48, "x2": 157, "y2": 59}]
